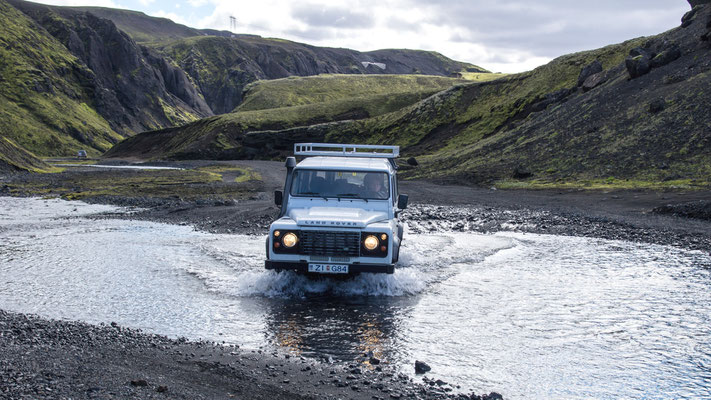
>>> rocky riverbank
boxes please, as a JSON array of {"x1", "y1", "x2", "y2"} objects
[{"x1": 0, "y1": 309, "x2": 502, "y2": 399}]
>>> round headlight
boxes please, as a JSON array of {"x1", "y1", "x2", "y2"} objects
[
  {"x1": 282, "y1": 232, "x2": 298, "y2": 248},
  {"x1": 363, "y1": 235, "x2": 379, "y2": 251}
]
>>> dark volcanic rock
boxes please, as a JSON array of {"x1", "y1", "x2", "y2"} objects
[
  {"x1": 649, "y1": 98, "x2": 666, "y2": 113},
  {"x1": 415, "y1": 360, "x2": 431, "y2": 374},
  {"x1": 688, "y1": 1, "x2": 711, "y2": 8},
  {"x1": 653, "y1": 200, "x2": 711, "y2": 221},
  {"x1": 577, "y1": 60, "x2": 603, "y2": 86},
  {"x1": 625, "y1": 54, "x2": 651, "y2": 78},
  {"x1": 582, "y1": 71, "x2": 606, "y2": 92},
  {"x1": 512, "y1": 165, "x2": 533, "y2": 179},
  {"x1": 9, "y1": 0, "x2": 213, "y2": 136},
  {"x1": 530, "y1": 88, "x2": 573, "y2": 112},
  {"x1": 682, "y1": 7, "x2": 700, "y2": 27},
  {"x1": 650, "y1": 45, "x2": 682, "y2": 68}
]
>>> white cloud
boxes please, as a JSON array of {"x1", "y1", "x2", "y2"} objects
[
  {"x1": 30, "y1": 0, "x2": 121, "y2": 7},
  {"x1": 190, "y1": 0, "x2": 687, "y2": 73},
  {"x1": 28, "y1": 0, "x2": 690, "y2": 73},
  {"x1": 151, "y1": 10, "x2": 190, "y2": 26}
]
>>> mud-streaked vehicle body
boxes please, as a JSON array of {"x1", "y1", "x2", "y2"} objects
[{"x1": 265, "y1": 143, "x2": 408, "y2": 275}]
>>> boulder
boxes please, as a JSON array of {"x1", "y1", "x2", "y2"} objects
[
  {"x1": 512, "y1": 165, "x2": 533, "y2": 179},
  {"x1": 406, "y1": 157, "x2": 419, "y2": 166},
  {"x1": 582, "y1": 72, "x2": 606, "y2": 92},
  {"x1": 650, "y1": 45, "x2": 681, "y2": 68},
  {"x1": 577, "y1": 60, "x2": 603, "y2": 87},
  {"x1": 682, "y1": 7, "x2": 700, "y2": 28},
  {"x1": 629, "y1": 47, "x2": 651, "y2": 58},
  {"x1": 414, "y1": 360, "x2": 431, "y2": 374},
  {"x1": 649, "y1": 99, "x2": 666, "y2": 114},
  {"x1": 625, "y1": 55, "x2": 651, "y2": 79}
]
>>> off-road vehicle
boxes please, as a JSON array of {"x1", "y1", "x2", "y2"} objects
[{"x1": 265, "y1": 143, "x2": 408, "y2": 275}]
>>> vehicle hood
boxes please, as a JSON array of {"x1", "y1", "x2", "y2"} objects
[{"x1": 289, "y1": 207, "x2": 388, "y2": 228}]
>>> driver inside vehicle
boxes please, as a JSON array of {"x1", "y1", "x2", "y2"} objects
[{"x1": 363, "y1": 173, "x2": 388, "y2": 199}]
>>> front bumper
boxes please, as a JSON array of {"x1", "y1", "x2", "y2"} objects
[{"x1": 265, "y1": 260, "x2": 394, "y2": 274}]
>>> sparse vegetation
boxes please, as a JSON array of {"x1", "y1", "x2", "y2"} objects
[
  {"x1": 494, "y1": 178, "x2": 710, "y2": 191},
  {"x1": 3, "y1": 166, "x2": 260, "y2": 201},
  {"x1": 236, "y1": 74, "x2": 468, "y2": 112},
  {"x1": 459, "y1": 72, "x2": 508, "y2": 81}
]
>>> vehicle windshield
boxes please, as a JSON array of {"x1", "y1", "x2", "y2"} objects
[{"x1": 291, "y1": 169, "x2": 390, "y2": 200}]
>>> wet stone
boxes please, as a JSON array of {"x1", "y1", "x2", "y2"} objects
[{"x1": 414, "y1": 360, "x2": 431, "y2": 374}]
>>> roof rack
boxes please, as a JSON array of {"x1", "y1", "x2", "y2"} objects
[{"x1": 294, "y1": 143, "x2": 399, "y2": 158}]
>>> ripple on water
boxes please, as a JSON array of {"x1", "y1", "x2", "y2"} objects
[{"x1": 180, "y1": 231, "x2": 514, "y2": 298}]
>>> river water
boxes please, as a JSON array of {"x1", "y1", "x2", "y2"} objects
[{"x1": 1, "y1": 197, "x2": 710, "y2": 399}]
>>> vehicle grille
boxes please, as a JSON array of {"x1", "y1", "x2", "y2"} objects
[{"x1": 300, "y1": 230, "x2": 360, "y2": 257}]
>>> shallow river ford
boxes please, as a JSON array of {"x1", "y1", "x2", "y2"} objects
[{"x1": 1, "y1": 197, "x2": 710, "y2": 399}]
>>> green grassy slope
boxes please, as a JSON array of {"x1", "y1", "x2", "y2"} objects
[
  {"x1": 105, "y1": 74, "x2": 468, "y2": 160},
  {"x1": 155, "y1": 35, "x2": 487, "y2": 114},
  {"x1": 0, "y1": 0, "x2": 120, "y2": 157},
  {"x1": 236, "y1": 74, "x2": 468, "y2": 111},
  {"x1": 66, "y1": 6, "x2": 202, "y2": 44},
  {"x1": 0, "y1": 136, "x2": 54, "y2": 173},
  {"x1": 335, "y1": 39, "x2": 644, "y2": 152}
]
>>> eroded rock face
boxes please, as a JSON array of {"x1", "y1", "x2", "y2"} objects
[
  {"x1": 578, "y1": 60, "x2": 603, "y2": 87},
  {"x1": 582, "y1": 72, "x2": 606, "y2": 92},
  {"x1": 688, "y1": 0, "x2": 711, "y2": 7},
  {"x1": 650, "y1": 45, "x2": 682, "y2": 68},
  {"x1": 9, "y1": 0, "x2": 213, "y2": 136}
]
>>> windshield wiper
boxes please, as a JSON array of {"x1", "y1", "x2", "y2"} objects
[
  {"x1": 336, "y1": 193, "x2": 368, "y2": 202},
  {"x1": 299, "y1": 191, "x2": 328, "y2": 200}
]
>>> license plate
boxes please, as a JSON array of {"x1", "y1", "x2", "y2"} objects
[{"x1": 308, "y1": 264, "x2": 349, "y2": 274}]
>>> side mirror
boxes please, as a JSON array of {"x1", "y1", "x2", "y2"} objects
[
  {"x1": 274, "y1": 190, "x2": 283, "y2": 207},
  {"x1": 397, "y1": 194, "x2": 408, "y2": 210}
]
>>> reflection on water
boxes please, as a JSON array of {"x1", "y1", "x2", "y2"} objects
[
  {"x1": 263, "y1": 295, "x2": 416, "y2": 365},
  {"x1": 1, "y1": 197, "x2": 710, "y2": 399}
]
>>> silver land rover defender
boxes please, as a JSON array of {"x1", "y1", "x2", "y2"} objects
[{"x1": 265, "y1": 143, "x2": 408, "y2": 275}]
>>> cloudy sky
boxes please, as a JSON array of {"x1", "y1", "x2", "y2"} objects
[{"x1": 33, "y1": 0, "x2": 690, "y2": 73}]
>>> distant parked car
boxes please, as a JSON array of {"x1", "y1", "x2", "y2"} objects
[{"x1": 77, "y1": 150, "x2": 87, "y2": 158}]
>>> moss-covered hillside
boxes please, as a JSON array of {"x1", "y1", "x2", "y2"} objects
[
  {"x1": 104, "y1": 74, "x2": 469, "y2": 160},
  {"x1": 0, "y1": 137, "x2": 53, "y2": 173},
  {"x1": 0, "y1": 0, "x2": 213, "y2": 160},
  {"x1": 0, "y1": 0, "x2": 119, "y2": 158},
  {"x1": 156, "y1": 35, "x2": 485, "y2": 114},
  {"x1": 236, "y1": 74, "x2": 467, "y2": 111}
]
